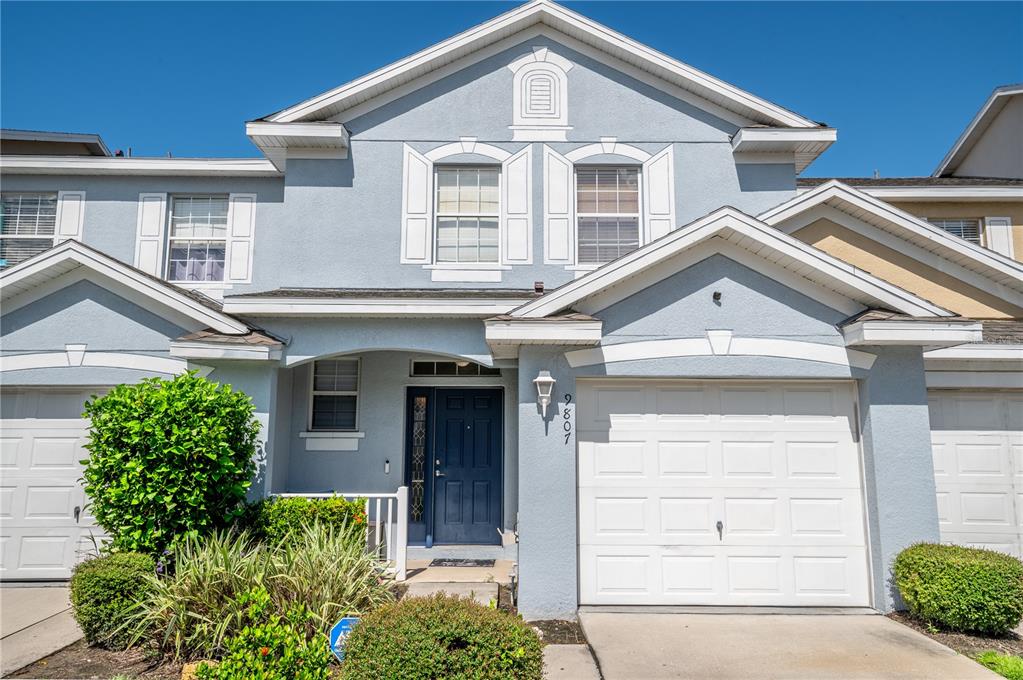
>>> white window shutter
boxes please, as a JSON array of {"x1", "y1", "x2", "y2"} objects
[
  {"x1": 401, "y1": 144, "x2": 433, "y2": 264},
  {"x1": 502, "y1": 146, "x2": 532, "y2": 265},
  {"x1": 134, "y1": 193, "x2": 167, "y2": 276},
  {"x1": 984, "y1": 217, "x2": 1015, "y2": 259},
  {"x1": 226, "y1": 193, "x2": 257, "y2": 283},
  {"x1": 543, "y1": 146, "x2": 573, "y2": 264},
  {"x1": 643, "y1": 145, "x2": 676, "y2": 242},
  {"x1": 55, "y1": 191, "x2": 85, "y2": 242}
]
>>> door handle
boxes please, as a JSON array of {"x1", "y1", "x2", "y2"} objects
[
  {"x1": 74, "y1": 506, "x2": 81, "y2": 523},
  {"x1": 435, "y1": 470, "x2": 446, "y2": 478},
  {"x1": 716, "y1": 520, "x2": 723, "y2": 540},
  {"x1": 435, "y1": 458, "x2": 444, "y2": 477}
]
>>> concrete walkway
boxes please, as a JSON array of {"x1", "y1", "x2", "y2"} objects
[
  {"x1": 0, "y1": 587, "x2": 83, "y2": 677},
  {"x1": 580, "y1": 612, "x2": 997, "y2": 679},
  {"x1": 544, "y1": 644, "x2": 601, "y2": 679}
]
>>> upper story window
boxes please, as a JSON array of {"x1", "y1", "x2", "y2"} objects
[
  {"x1": 576, "y1": 166, "x2": 640, "y2": 265},
  {"x1": 310, "y1": 358, "x2": 360, "y2": 431},
  {"x1": 926, "y1": 218, "x2": 981, "y2": 245},
  {"x1": 435, "y1": 166, "x2": 500, "y2": 264},
  {"x1": 0, "y1": 192, "x2": 57, "y2": 267},
  {"x1": 167, "y1": 195, "x2": 229, "y2": 282}
]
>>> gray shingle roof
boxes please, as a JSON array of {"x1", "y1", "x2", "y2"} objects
[{"x1": 226, "y1": 287, "x2": 540, "y2": 300}]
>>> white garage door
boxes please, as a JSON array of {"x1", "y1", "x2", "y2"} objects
[
  {"x1": 929, "y1": 390, "x2": 1023, "y2": 558},
  {"x1": 0, "y1": 388, "x2": 105, "y2": 580},
  {"x1": 578, "y1": 380, "x2": 870, "y2": 606}
]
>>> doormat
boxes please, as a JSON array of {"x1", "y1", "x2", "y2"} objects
[{"x1": 428, "y1": 558, "x2": 495, "y2": 568}]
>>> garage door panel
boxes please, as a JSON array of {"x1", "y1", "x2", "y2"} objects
[
  {"x1": 0, "y1": 391, "x2": 103, "y2": 580},
  {"x1": 578, "y1": 380, "x2": 868, "y2": 606},
  {"x1": 929, "y1": 390, "x2": 1022, "y2": 559},
  {"x1": 581, "y1": 544, "x2": 869, "y2": 606}
]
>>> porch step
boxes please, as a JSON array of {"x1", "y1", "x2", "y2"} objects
[{"x1": 403, "y1": 581, "x2": 499, "y2": 607}]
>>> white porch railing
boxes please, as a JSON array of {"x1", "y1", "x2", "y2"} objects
[{"x1": 274, "y1": 486, "x2": 408, "y2": 581}]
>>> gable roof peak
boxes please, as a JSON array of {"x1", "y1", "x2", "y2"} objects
[{"x1": 262, "y1": 0, "x2": 820, "y2": 129}]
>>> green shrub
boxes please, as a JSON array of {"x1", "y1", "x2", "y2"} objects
[
  {"x1": 70, "y1": 552, "x2": 155, "y2": 648},
  {"x1": 976, "y1": 652, "x2": 1023, "y2": 680},
  {"x1": 893, "y1": 543, "x2": 1023, "y2": 635},
  {"x1": 340, "y1": 594, "x2": 543, "y2": 680},
  {"x1": 248, "y1": 495, "x2": 367, "y2": 544},
  {"x1": 196, "y1": 587, "x2": 333, "y2": 680},
  {"x1": 82, "y1": 372, "x2": 260, "y2": 556},
  {"x1": 132, "y1": 522, "x2": 393, "y2": 659}
]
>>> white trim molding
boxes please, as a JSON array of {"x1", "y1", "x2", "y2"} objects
[
  {"x1": 564, "y1": 331, "x2": 877, "y2": 370},
  {"x1": 924, "y1": 344, "x2": 1023, "y2": 362},
  {"x1": 509, "y1": 46, "x2": 573, "y2": 141},
  {"x1": 842, "y1": 320, "x2": 983, "y2": 348},
  {"x1": 0, "y1": 348, "x2": 191, "y2": 375},
  {"x1": 804, "y1": 185, "x2": 1023, "y2": 201},
  {"x1": 0, "y1": 240, "x2": 249, "y2": 335},
  {"x1": 565, "y1": 140, "x2": 651, "y2": 163},
  {"x1": 731, "y1": 127, "x2": 837, "y2": 174},
  {"x1": 169, "y1": 342, "x2": 282, "y2": 362},
  {"x1": 0, "y1": 156, "x2": 281, "y2": 177},
  {"x1": 222, "y1": 295, "x2": 531, "y2": 317}
]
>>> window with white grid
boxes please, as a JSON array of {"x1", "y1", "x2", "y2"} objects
[
  {"x1": 0, "y1": 192, "x2": 58, "y2": 267},
  {"x1": 167, "y1": 195, "x2": 229, "y2": 282},
  {"x1": 926, "y1": 218, "x2": 982, "y2": 244},
  {"x1": 310, "y1": 359, "x2": 360, "y2": 431},
  {"x1": 576, "y1": 166, "x2": 640, "y2": 265},
  {"x1": 435, "y1": 166, "x2": 500, "y2": 264}
]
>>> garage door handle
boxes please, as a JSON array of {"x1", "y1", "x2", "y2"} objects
[
  {"x1": 716, "y1": 520, "x2": 723, "y2": 540},
  {"x1": 74, "y1": 506, "x2": 81, "y2": 523}
]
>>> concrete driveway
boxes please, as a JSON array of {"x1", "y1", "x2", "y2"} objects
[
  {"x1": 580, "y1": 612, "x2": 997, "y2": 679},
  {"x1": 0, "y1": 587, "x2": 82, "y2": 677}
]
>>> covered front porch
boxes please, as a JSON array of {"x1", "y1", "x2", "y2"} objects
[{"x1": 263, "y1": 348, "x2": 520, "y2": 572}]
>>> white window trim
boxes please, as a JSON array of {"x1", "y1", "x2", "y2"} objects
[
  {"x1": 1, "y1": 191, "x2": 85, "y2": 267},
  {"x1": 574, "y1": 164, "x2": 644, "y2": 267},
  {"x1": 165, "y1": 194, "x2": 231, "y2": 285},
  {"x1": 433, "y1": 165, "x2": 503, "y2": 266},
  {"x1": 508, "y1": 47, "x2": 573, "y2": 141},
  {"x1": 308, "y1": 358, "x2": 361, "y2": 433},
  {"x1": 925, "y1": 216, "x2": 983, "y2": 245}
]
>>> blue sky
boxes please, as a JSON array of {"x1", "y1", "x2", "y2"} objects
[{"x1": 2, "y1": 1, "x2": 1020, "y2": 177}]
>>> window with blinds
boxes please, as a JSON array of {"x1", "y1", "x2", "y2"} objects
[
  {"x1": 167, "y1": 195, "x2": 229, "y2": 282},
  {"x1": 0, "y1": 192, "x2": 58, "y2": 267},
  {"x1": 435, "y1": 166, "x2": 500, "y2": 264},
  {"x1": 927, "y1": 218, "x2": 982, "y2": 244},
  {"x1": 310, "y1": 359, "x2": 360, "y2": 431},
  {"x1": 576, "y1": 166, "x2": 641, "y2": 264}
]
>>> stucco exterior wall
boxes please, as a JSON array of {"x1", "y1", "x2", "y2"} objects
[
  {"x1": 887, "y1": 200, "x2": 1023, "y2": 265},
  {"x1": 953, "y1": 95, "x2": 1023, "y2": 180},
  {"x1": 793, "y1": 218, "x2": 1023, "y2": 318}
]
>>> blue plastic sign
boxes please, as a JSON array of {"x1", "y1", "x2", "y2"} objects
[{"x1": 329, "y1": 617, "x2": 360, "y2": 662}]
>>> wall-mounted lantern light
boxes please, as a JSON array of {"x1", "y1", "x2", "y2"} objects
[{"x1": 533, "y1": 370, "x2": 556, "y2": 417}]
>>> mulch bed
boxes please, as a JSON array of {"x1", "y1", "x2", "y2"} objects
[
  {"x1": 888, "y1": 611, "x2": 1023, "y2": 659},
  {"x1": 530, "y1": 619, "x2": 588, "y2": 645},
  {"x1": 6, "y1": 639, "x2": 181, "y2": 679}
]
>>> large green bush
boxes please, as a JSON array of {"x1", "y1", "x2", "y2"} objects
[
  {"x1": 893, "y1": 543, "x2": 1023, "y2": 635},
  {"x1": 196, "y1": 587, "x2": 333, "y2": 680},
  {"x1": 70, "y1": 552, "x2": 155, "y2": 648},
  {"x1": 340, "y1": 594, "x2": 543, "y2": 680},
  {"x1": 132, "y1": 522, "x2": 392, "y2": 659},
  {"x1": 82, "y1": 372, "x2": 259, "y2": 555},
  {"x1": 248, "y1": 495, "x2": 367, "y2": 544}
]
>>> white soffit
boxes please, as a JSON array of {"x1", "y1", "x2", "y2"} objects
[
  {"x1": 510, "y1": 207, "x2": 953, "y2": 320},
  {"x1": 761, "y1": 180, "x2": 1023, "y2": 299},
  {"x1": 934, "y1": 84, "x2": 1023, "y2": 177},
  {"x1": 731, "y1": 128, "x2": 837, "y2": 173},
  {"x1": 244, "y1": 121, "x2": 350, "y2": 170},
  {"x1": 842, "y1": 320, "x2": 984, "y2": 348},
  {"x1": 0, "y1": 156, "x2": 281, "y2": 177},
  {"x1": 0, "y1": 241, "x2": 249, "y2": 335},
  {"x1": 263, "y1": 0, "x2": 819, "y2": 130},
  {"x1": 221, "y1": 296, "x2": 533, "y2": 317}
]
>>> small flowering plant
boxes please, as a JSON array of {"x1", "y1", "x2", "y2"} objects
[{"x1": 196, "y1": 587, "x2": 333, "y2": 680}]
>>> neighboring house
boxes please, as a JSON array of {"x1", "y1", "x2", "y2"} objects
[{"x1": 0, "y1": 1, "x2": 1019, "y2": 621}]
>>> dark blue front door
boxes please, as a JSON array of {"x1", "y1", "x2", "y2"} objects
[{"x1": 433, "y1": 388, "x2": 502, "y2": 544}]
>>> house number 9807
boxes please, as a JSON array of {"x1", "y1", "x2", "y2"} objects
[{"x1": 563, "y1": 393, "x2": 573, "y2": 445}]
